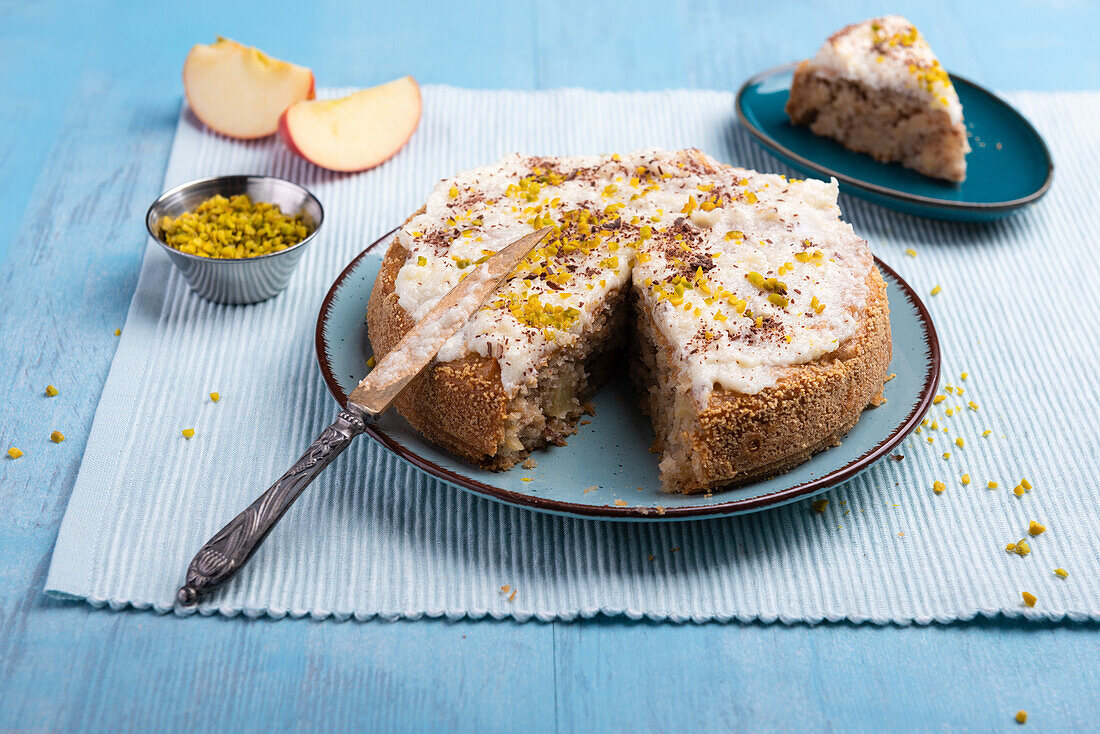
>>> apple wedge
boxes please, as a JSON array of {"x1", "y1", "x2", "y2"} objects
[
  {"x1": 278, "y1": 77, "x2": 421, "y2": 173},
  {"x1": 183, "y1": 38, "x2": 315, "y2": 140}
]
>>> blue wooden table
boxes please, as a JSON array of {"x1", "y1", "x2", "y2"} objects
[{"x1": 2, "y1": 1, "x2": 1098, "y2": 730}]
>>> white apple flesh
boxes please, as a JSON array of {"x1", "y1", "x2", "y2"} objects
[
  {"x1": 278, "y1": 77, "x2": 422, "y2": 173},
  {"x1": 183, "y1": 38, "x2": 315, "y2": 140}
]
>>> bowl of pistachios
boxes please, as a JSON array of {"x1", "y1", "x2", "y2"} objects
[{"x1": 146, "y1": 175, "x2": 324, "y2": 305}]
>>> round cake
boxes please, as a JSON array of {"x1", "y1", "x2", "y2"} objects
[{"x1": 366, "y1": 148, "x2": 891, "y2": 493}]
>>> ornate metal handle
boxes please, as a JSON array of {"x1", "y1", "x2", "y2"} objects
[{"x1": 176, "y1": 409, "x2": 368, "y2": 606}]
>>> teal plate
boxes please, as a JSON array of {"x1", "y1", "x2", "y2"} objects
[
  {"x1": 316, "y1": 231, "x2": 940, "y2": 521},
  {"x1": 736, "y1": 63, "x2": 1053, "y2": 222}
]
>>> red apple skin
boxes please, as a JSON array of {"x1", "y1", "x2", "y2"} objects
[
  {"x1": 277, "y1": 110, "x2": 306, "y2": 159},
  {"x1": 278, "y1": 78, "x2": 421, "y2": 173}
]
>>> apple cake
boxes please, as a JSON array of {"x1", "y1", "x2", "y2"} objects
[
  {"x1": 785, "y1": 15, "x2": 970, "y2": 182},
  {"x1": 366, "y1": 148, "x2": 891, "y2": 494}
]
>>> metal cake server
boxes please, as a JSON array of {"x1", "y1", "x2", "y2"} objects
[{"x1": 176, "y1": 226, "x2": 552, "y2": 606}]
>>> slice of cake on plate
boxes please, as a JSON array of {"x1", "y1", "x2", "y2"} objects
[
  {"x1": 367, "y1": 149, "x2": 891, "y2": 493},
  {"x1": 785, "y1": 15, "x2": 970, "y2": 182}
]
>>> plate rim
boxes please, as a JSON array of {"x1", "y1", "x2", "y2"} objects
[
  {"x1": 735, "y1": 61, "x2": 1055, "y2": 214},
  {"x1": 316, "y1": 230, "x2": 941, "y2": 520}
]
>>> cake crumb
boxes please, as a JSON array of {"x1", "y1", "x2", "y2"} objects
[
  {"x1": 50, "y1": 431, "x2": 65, "y2": 443},
  {"x1": 583, "y1": 485, "x2": 598, "y2": 494},
  {"x1": 655, "y1": 505, "x2": 666, "y2": 515},
  {"x1": 522, "y1": 458, "x2": 538, "y2": 470},
  {"x1": 1028, "y1": 521, "x2": 1045, "y2": 536},
  {"x1": 182, "y1": 428, "x2": 195, "y2": 439},
  {"x1": 812, "y1": 498, "x2": 829, "y2": 513},
  {"x1": 1015, "y1": 710, "x2": 1027, "y2": 724},
  {"x1": 7, "y1": 447, "x2": 23, "y2": 460},
  {"x1": 45, "y1": 384, "x2": 59, "y2": 397},
  {"x1": 614, "y1": 499, "x2": 627, "y2": 506},
  {"x1": 1022, "y1": 591, "x2": 1036, "y2": 607},
  {"x1": 1054, "y1": 568, "x2": 1068, "y2": 578}
]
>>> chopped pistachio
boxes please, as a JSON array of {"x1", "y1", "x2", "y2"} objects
[{"x1": 158, "y1": 194, "x2": 309, "y2": 259}]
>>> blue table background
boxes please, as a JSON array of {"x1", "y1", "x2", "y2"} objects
[{"x1": 2, "y1": 1, "x2": 1098, "y2": 730}]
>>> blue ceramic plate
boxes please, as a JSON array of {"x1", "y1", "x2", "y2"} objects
[
  {"x1": 316, "y1": 231, "x2": 941, "y2": 521},
  {"x1": 736, "y1": 63, "x2": 1053, "y2": 222}
]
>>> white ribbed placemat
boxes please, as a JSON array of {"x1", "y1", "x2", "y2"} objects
[{"x1": 45, "y1": 87, "x2": 1100, "y2": 624}]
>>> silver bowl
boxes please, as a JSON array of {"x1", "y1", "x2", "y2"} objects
[{"x1": 145, "y1": 175, "x2": 324, "y2": 305}]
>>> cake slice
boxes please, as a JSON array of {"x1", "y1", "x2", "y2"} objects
[{"x1": 786, "y1": 16, "x2": 970, "y2": 182}]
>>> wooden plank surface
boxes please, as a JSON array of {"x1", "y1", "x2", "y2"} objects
[{"x1": 1, "y1": 0, "x2": 1099, "y2": 731}]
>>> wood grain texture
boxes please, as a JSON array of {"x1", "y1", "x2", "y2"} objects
[{"x1": 1, "y1": 0, "x2": 1099, "y2": 731}]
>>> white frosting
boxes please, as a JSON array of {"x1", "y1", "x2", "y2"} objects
[
  {"x1": 391, "y1": 149, "x2": 874, "y2": 404},
  {"x1": 809, "y1": 15, "x2": 964, "y2": 126},
  {"x1": 633, "y1": 172, "x2": 870, "y2": 399}
]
